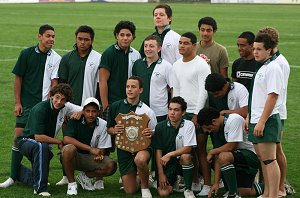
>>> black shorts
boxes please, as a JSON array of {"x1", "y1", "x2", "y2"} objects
[{"x1": 232, "y1": 150, "x2": 258, "y2": 188}]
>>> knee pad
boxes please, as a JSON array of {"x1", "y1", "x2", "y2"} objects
[{"x1": 262, "y1": 159, "x2": 276, "y2": 165}]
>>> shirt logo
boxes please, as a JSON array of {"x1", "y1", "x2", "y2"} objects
[
  {"x1": 166, "y1": 43, "x2": 172, "y2": 49},
  {"x1": 153, "y1": 72, "x2": 161, "y2": 78},
  {"x1": 47, "y1": 63, "x2": 54, "y2": 70},
  {"x1": 88, "y1": 62, "x2": 96, "y2": 69}
]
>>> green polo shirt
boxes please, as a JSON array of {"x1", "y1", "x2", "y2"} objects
[
  {"x1": 58, "y1": 49, "x2": 89, "y2": 105},
  {"x1": 12, "y1": 45, "x2": 48, "y2": 108},
  {"x1": 64, "y1": 117, "x2": 98, "y2": 154},
  {"x1": 152, "y1": 120, "x2": 184, "y2": 168},
  {"x1": 107, "y1": 99, "x2": 142, "y2": 128},
  {"x1": 99, "y1": 44, "x2": 130, "y2": 104},
  {"x1": 132, "y1": 58, "x2": 160, "y2": 106},
  {"x1": 19, "y1": 99, "x2": 60, "y2": 139}
]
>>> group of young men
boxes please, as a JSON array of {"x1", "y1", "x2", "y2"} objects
[{"x1": 0, "y1": 3, "x2": 291, "y2": 198}]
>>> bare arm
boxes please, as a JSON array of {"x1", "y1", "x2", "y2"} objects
[
  {"x1": 207, "y1": 142, "x2": 237, "y2": 163},
  {"x1": 34, "y1": 134, "x2": 63, "y2": 149},
  {"x1": 14, "y1": 75, "x2": 22, "y2": 116},
  {"x1": 156, "y1": 149, "x2": 169, "y2": 189},
  {"x1": 99, "y1": 68, "x2": 110, "y2": 111},
  {"x1": 160, "y1": 146, "x2": 192, "y2": 166},
  {"x1": 63, "y1": 136, "x2": 102, "y2": 156},
  {"x1": 220, "y1": 106, "x2": 248, "y2": 118}
]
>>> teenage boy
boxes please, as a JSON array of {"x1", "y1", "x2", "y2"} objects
[
  {"x1": 61, "y1": 97, "x2": 117, "y2": 195},
  {"x1": 107, "y1": 76, "x2": 157, "y2": 198},
  {"x1": 0, "y1": 24, "x2": 61, "y2": 188},
  {"x1": 152, "y1": 96, "x2": 197, "y2": 198},
  {"x1": 99, "y1": 20, "x2": 140, "y2": 120}
]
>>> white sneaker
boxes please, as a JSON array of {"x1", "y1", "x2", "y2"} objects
[
  {"x1": 223, "y1": 191, "x2": 229, "y2": 197},
  {"x1": 67, "y1": 182, "x2": 78, "y2": 195},
  {"x1": 219, "y1": 179, "x2": 225, "y2": 188},
  {"x1": 225, "y1": 193, "x2": 241, "y2": 198},
  {"x1": 94, "y1": 180, "x2": 104, "y2": 190},
  {"x1": 56, "y1": 176, "x2": 68, "y2": 185},
  {"x1": 191, "y1": 182, "x2": 202, "y2": 192},
  {"x1": 141, "y1": 188, "x2": 152, "y2": 198},
  {"x1": 76, "y1": 171, "x2": 95, "y2": 191},
  {"x1": 0, "y1": 177, "x2": 15, "y2": 188},
  {"x1": 34, "y1": 190, "x2": 51, "y2": 197},
  {"x1": 184, "y1": 189, "x2": 196, "y2": 198},
  {"x1": 196, "y1": 185, "x2": 210, "y2": 196}
]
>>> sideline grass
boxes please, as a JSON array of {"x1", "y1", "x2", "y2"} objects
[{"x1": 0, "y1": 2, "x2": 299, "y2": 197}]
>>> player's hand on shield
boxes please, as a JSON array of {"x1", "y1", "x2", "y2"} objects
[
  {"x1": 114, "y1": 124, "x2": 124, "y2": 135},
  {"x1": 142, "y1": 127, "x2": 153, "y2": 139}
]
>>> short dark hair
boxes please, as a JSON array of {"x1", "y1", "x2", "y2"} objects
[
  {"x1": 75, "y1": 25, "x2": 95, "y2": 41},
  {"x1": 197, "y1": 107, "x2": 220, "y2": 126},
  {"x1": 114, "y1": 20, "x2": 136, "y2": 39},
  {"x1": 50, "y1": 83, "x2": 73, "y2": 102},
  {"x1": 39, "y1": 24, "x2": 54, "y2": 35},
  {"x1": 181, "y1": 32, "x2": 197, "y2": 44},
  {"x1": 168, "y1": 96, "x2": 187, "y2": 112},
  {"x1": 144, "y1": 35, "x2": 162, "y2": 47},
  {"x1": 255, "y1": 33, "x2": 276, "y2": 53},
  {"x1": 128, "y1": 76, "x2": 143, "y2": 89},
  {"x1": 238, "y1": 31, "x2": 255, "y2": 45},
  {"x1": 153, "y1": 4, "x2": 172, "y2": 24},
  {"x1": 205, "y1": 73, "x2": 227, "y2": 92},
  {"x1": 198, "y1": 17, "x2": 217, "y2": 32}
]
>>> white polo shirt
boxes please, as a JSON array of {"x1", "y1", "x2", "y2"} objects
[
  {"x1": 81, "y1": 50, "x2": 102, "y2": 105},
  {"x1": 148, "y1": 59, "x2": 173, "y2": 116},
  {"x1": 250, "y1": 60, "x2": 283, "y2": 123},
  {"x1": 173, "y1": 56, "x2": 211, "y2": 114},
  {"x1": 227, "y1": 82, "x2": 249, "y2": 110},
  {"x1": 224, "y1": 114, "x2": 255, "y2": 153},
  {"x1": 275, "y1": 54, "x2": 290, "y2": 120},
  {"x1": 175, "y1": 119, "x2": 197, "y2": 150},
  {"x1": 42, "y1": 49, "x2": 61, "y2": 101},
  {"x1": 161, "y1": 30, "x2": 182, "y2": 65},
  {"x1": 90, "y1": 118, "x2": 112, "y2": 149}
]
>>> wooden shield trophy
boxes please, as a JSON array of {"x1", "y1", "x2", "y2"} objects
[{"x1": 115, "y1": 111, "x2": 150, "y2": 153}]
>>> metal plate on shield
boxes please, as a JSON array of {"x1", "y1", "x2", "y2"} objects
[{"x1": 115, "y1": 112, "x2": 150, "y2": 153}]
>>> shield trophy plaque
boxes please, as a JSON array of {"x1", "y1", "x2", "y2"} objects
[{"x1": 115, "y1": 111, "x2": 150, "y2": 153}]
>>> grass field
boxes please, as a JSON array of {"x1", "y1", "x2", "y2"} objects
[{"x1": 0, "y1": 2, "x2": 299, "y2": 197}]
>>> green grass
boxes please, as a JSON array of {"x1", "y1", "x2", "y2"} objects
[{"x1": 0, "y1": 2, "x2": 299, "y2": 197}]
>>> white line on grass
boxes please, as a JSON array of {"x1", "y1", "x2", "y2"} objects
[{"x1": 0, "y1": 44, "x2": 69, "y2": 52}]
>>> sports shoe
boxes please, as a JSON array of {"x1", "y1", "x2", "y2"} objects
[
  {"x1": 94, "y1": 180, "x2": 104, "y2": 190},
  {"x1": 34, "y1": 190, "x2": 51, "y2": 196},
  {"x1": 173, "y1": 175, "x2": 185, "y2": 192},
  {"x1": 226, "y1": 193, "x2": 241, "y2": 198},
  {"x1": 56, "y1": 176, "x2": 68, "y2": 185},
  {"x1": 196, "y1": 185, "x2": 210, "y2": 196},
  {"x1": 141, "y1": 188, "x2": 152, "y2": 198},
  {"x1": 284, "y1": 180, "x2": 296, "y2": 195},
  {"x1": 148, "y1": 174, "x2": 157, "y2": 189},
  {"x1": 219, "y1": 179, "x2": 225, "y2": 188},
  {"x1": 184, "y1": 189, "x2": 196, "y2": 198},
  {"x1": 191, "y1": 182, "x2": 202, "y2": 192},
  {"x1": 0, "y1": 177, "x2": 15, "y2": 188},
  {"x1": 223, "y1": 191, "x2": 229, "y2": 197},
  {"x1": 76, "y1": 171, "x2": 95, "y2": 191},
  {"x1": 67, "y1": 182, "x2": 78, "y2": 195}
]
